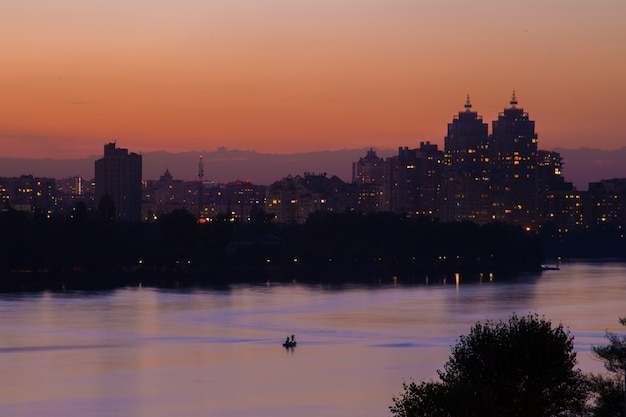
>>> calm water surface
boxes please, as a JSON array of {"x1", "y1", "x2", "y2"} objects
[{"x1": 1, "y1": 261, "x2": 625, "y2": 417}]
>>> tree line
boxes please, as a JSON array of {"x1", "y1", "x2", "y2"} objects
[
  {"x1": 0, "y1": 206, "x2": 545, "y2": 286},
  {"x1": 390, "y1": 313, "x2": 626, "y2": 417}
]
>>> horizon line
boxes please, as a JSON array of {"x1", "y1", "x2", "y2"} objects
[{"x1": 2, "y1": 144, "x2": 626, "y2": 161}]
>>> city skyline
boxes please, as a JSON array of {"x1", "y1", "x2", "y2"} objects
[
  {"x1": 2, "y1": 1, "x2": 625, "y2": 159},
  {"x1": 3, "y1": 144, "x2": 626, "y2": 193},
  {"x1": 0, "y1": 92, "x2": 624, "y2": 196}
]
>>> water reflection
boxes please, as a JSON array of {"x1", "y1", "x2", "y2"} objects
[{"x1": 0, "y1": 262, "x2": 624, "y2": 417}]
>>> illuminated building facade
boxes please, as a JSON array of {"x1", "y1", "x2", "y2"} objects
[
  {"x1": 384, "y1": 142, "x2": 445, "y2": 218},
  {"x1": 206, "y1": 180, "x2": 266, "y2": 220},
  {"x1": 352, "y1": 148, "x2": 385, "y2": 212},
  {"x1": 586, "y1": 179, "x2": 626, "y2": 228},
  {"x1": 443, "y1": 95, "x2": 492, "y2": 223},
  {"x1": 55, "y1": 176, "x2": 95, "y2": 217},
  {"x1": 0, "y1": 175, "x2": 56, "y2": 215},
  {"x1": 490, "y1": 92, "x2": 539, "y2": 228},
  {"x1": 142, "y1": 169, "x2": 199, "y2": 221},
  {"x1": 265, "y1": 173, "x2": 353, "y2": 224}
]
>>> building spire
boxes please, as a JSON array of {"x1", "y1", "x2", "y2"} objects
[
  {"x1": 198, "y1": 154, "x2": 204, "y2": 182},
  {"x1": 510, "y1": 90, "x2": 518, "y2": 108},
  {"x1": 464, "y1": 93, "x2": 472, "y2": 111},
  {"x1": 198, "y1": 155, "x2": 204, "y2": 218}
]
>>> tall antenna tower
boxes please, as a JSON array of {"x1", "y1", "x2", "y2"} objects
[{"x1": 198, "y1": 155, "x2": 204, "y2": 218}]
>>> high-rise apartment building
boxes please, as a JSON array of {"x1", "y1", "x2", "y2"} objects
[
  {"x1": 352, "y1": 148, "x2": 385, "y2": 212},
  {"x1": 490, "y1": 92, "x2": 539, "y2": 228},
  {"x1": 536, "y1": 150, "x2": 578, "y2": 227},
  {"x1": 443, "y1": 95, "x2": 492, "y2": 223},
  {"x1": 384, "y1": 142, "x2": 445, "y2": 218},
  {"x1": 94, "y1": 142, "x2": 142, "y2": 222},
  {"x1": 586, "y1": 179, "x2": 626, "y2": 228}
]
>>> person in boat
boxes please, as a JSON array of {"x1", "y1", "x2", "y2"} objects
[{"x1": 283, "y1": 334, "x2": 297, "y2": 347}]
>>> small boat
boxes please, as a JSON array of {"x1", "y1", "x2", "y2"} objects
[
  {"x1": 283, "y1": 334, "x2": 297, "y2": 347},
  {"x1": 541, "y1": 264, "x2": 560, "y2": 271}
]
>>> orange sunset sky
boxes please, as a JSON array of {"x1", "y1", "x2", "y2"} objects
[{"x1": 1, "y1": 0, "x2": 625, "y2": 159}]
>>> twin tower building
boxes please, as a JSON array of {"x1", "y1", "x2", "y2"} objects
[{"x1": 354, "y1": 92, "x2": 571, "y2": 229}]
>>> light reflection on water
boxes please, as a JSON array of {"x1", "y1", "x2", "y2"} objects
[{"x1": 0, "y1": 261, "x2": 625, "y2": 417}]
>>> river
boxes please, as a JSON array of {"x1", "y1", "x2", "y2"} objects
[{"x1": 1, "y1": 261, "x2": 624, "y2": 417}]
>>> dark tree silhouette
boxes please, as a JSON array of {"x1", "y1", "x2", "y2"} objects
[
  {"x1": 97, "y1": 193, "x2": 116, "y2": 221},
  {"x1": 390, "y1": 313, "x2": 589, "y2": 417},
  {"x1": 0, "y1": 209, "x2": 31, "y2": 272},
  {"x1": 71, "y1": 201, "x2": 90, "y2": 223},
  {"x1": 589, "y1": 316, "x2": 626, "y2": 417}
]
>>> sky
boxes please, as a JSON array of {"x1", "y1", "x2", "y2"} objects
[{"x1": 1, "y1": 0, "x2": 625, "y2": 159}]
